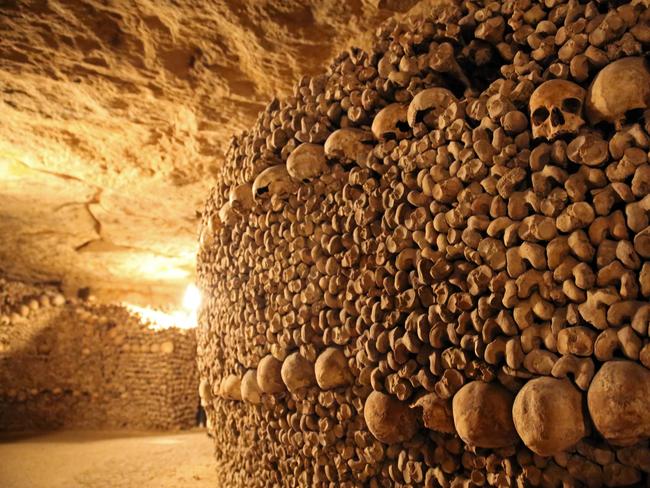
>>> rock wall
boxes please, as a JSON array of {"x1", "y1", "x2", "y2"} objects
[
  {"x1": 197, "y1": 0, "x2": 650, "y2": 486},
  {"x1": 0, "y1": 278, "x2": 198, "y2": 431},
  {"x1": 0, "y1": 0, "x2": 426, "y2": 305}
]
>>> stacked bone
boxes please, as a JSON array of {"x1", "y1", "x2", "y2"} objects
[
  {"x1": 197, "y1": 0, "x2": 650, "y2": 486},
  {"x1": 0, "y1": 278, "x2": 198, "y2": 431}
]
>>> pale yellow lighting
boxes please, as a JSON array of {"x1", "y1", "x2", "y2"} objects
[
  {"x1": 182, "y1": 284, "x2": 201, "y2": 313},
  {"x1": 124, "y1": 283, "x2": 201, "y2": 330}
]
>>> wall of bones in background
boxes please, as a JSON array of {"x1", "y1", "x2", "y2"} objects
[{"x1": 0, "y1": 278, "x2": 198, "y2": 431}]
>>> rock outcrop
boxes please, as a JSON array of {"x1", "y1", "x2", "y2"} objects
[{"x1": 0, "y1": 0, "x2": 420, "y2": 303}]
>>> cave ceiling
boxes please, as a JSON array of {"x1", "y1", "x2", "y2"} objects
[{"x1": 0, "y1": 0, "x2": 421, "y2": 305}]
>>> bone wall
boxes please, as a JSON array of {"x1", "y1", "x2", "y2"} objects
[
  {"x1": 0, "y1": 278, "x2": 198, "y2": 431},
  {"x1": 197, "y1": 0, "x2": 650, "y2": 486}
]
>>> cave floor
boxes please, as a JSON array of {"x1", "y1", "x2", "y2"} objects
[{"x1": 0, "y1": 429, "x2": 218, "y2": 488}]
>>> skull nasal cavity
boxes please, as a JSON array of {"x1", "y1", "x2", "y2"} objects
[{"x1": 551, "y1": 107, "x2": 565, "y2": 126}]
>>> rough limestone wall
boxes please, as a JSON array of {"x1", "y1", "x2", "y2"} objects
[
  {"x1": 0, "y1": 278, "x2": 198, "y2": 431},
  {"x1": 196, "y1": 0, "x2": 650, "y2": 486},
  {"x1": 0, "y1": 0, "x2": 427, "y2": 305}
]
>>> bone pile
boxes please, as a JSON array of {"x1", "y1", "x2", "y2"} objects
[
  {"x1": 196, "y1": 0, "x2": 650, "y2": 486},
  {"x1": 0, "y1": 278, "x2": 198, "y2": 431}
]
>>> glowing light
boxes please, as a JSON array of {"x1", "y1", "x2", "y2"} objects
[
  {"x1": 123, "y1": 283, "x2": 201, "y2": 331},
  {"x1": 183, "y1": 284, "x2": 201, "y2": 313}
]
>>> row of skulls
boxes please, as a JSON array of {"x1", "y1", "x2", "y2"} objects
[
  {"x1": 215, "y1": 351, "x2": 650, "y2": 456},
  {"x1": 208, "y1": 56, "x2": 650, "y2": 215}
]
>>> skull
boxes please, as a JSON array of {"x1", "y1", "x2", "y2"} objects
[
  {"x1": 252, "y1": 164, "x2": 297, "y2": 199},
  {"x1": 371, "y1": 103, "x2": 409, "y2": 140},
  {"x1": 256, "y1": 354, "x2": 285, "y2": 394},
  {"x1": 452, "y1": 381, "x2": 518, "y2": 448},
  {"x1": 529, "y1": 79, "x2": 586, "y2": 140},
  {"x1": 323, "y1": 128, "x2": 373, "y2": 167},
  {"x1": 286, "y1": 143, "x2": 328, "y2": 181},
  {"x1": 586, "y1": 57, "x2": 650, "y2": 128},
  {"x1": 314, "y1": 347, "x2": 353, "y2": 390},
  {"x1": 588, "y1": 360, "x2": 650, "y2": 446},
  {"x1": 218, "y1": 201, "x2": 237, "y2": 226},
  {"x1": 407, "y1": 87, "x2": 458, "y2": 128},
  {"x1": 513, "y1": 377, "x2": 587, "y2": 456},
  {"x1": 228, "y1": 182, "x2": 254, "y2": 211},
  {"x1": 240, "y1": 369, "x2": 262, "y2": 404},
  {"x1": 411, "y1": 392, "x2": 455, "y2": 434},
  {"x1": 198, "y1": 378, "x2": 212, "y2": 406},
  {"x1": 280, "y1": 352, "x2": 315, "y2": 393},
  {"x1": 198, "y1": 213, "x2": 218, "y2": 249},
  {"x1": 364, "y1": 391, "x2": 418, "y2": 444},
  {"x1": 219, "y1": 374, "x2": 242, "y2": 401}
]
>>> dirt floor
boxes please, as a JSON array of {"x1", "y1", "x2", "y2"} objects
[{"x1": 0, "y1": 430, "x2": 219, "y2": 488}]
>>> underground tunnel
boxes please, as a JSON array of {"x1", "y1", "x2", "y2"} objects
[{"x1": 1, "y1": 0, "x2": 650, "y2": 487}]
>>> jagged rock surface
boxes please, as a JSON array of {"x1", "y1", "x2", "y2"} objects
[{"x1": 0, "y1": 0, "x2": 419, "y2": 303}]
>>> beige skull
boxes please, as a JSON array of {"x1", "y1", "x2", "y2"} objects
[
  {"x1": 586, "y1": 57, "x2": 650, "y2": 128},
  {"x1": 228, "y1": 182, "x2": 254, "y2": 211},
  {"x1": 198, "y1": 213, "x2": 218, "y2": 249},
  {"x1": 407, "y1": 87, "x2": 458, "y2": 128},
  {"x1": 219, "y1": 374, "x2": 242, "y2": 401},
  {"x1": 371, "y1": 103, "x2": 409, "y2": 140},
  {"x1": 513, "y1": 377, "x2": 587, "y2": 456},
  {"x1": 218, "y1": 201, "x2": 237, "y2": 226},
  {"x1": 280, "y1": 352, "x2": 316, "y2": 393},
  {"x1": 240, "y1": 369, "x2": 262, "y2": 404},
  {"x1": 314, "y1": 347, "x2": 353, "y2": 390},
  {"x1": 252, "y1": 164, "x2": 296, "y2": 199},
  {"x1": 529, "y1": 79, "x2": 586, "y2": 140},
  {"x1": 286, "y1": 143, "x2": 328, "y2": 181},
  {"x1": 323, "y1": 128, "x2": 373, "y2": 167},
  {"x1": 256, "y1": 354, "x2": 285, "y2": 394}
]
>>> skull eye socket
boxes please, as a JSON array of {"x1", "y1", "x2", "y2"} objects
[
  {"x1": 561, "y1": 97, "x2": 582, "y2": 114},
  {"x1": 532, "y1": 107, "x2": 550, "y2": 125},
  {"x1": 396, "y1": 120, "x2": 410, "y2": 133}
]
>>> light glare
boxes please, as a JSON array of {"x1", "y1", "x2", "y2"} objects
[
  {"x1": 123, "y1": 283, "x2": 201, "y2": 330},
  {"x1": 183, "y1": 284, "x2": 201, "y2": 313}
]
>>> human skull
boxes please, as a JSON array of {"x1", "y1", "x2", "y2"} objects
[
  {"x1": 407, "y1": 87, "x2": 458, "y2": 128},
  {"x1": 586, "y1": 57, "x2": 650, "y2": 128},
  {"x1": 452, "y1": 381, "x2": 518, "y2": 448},
  {"x1": 252, "y1": 164, "x2": 297, "y2": 199},
  {"x1": 218, "y1": 202, "x2": 237, "y2": 226},
  {"x1": 412, "y1": 392, "x2": 455, "y2": 434},
  {"x1": 314, "y1": 347, "x2": 353, "y2": 390},
  {"x1": 323, "y1": 128, "x2": 374, "y2": 167},
  {"x1": 280, "y1": 352, "x2": 316, "y2": 393},
  {"x1": 513, "y1": 377, "x2": 587, "y2": 456},
  {"x1": 587, "y1": 360, "x2": 650, "y2": 446},
  {"x1": 240, "y1": 369, "x2": 262, "y2": 404},
  {"x1": 229, "y1": 182, "x2": 254, "y2": 211},
  {"x1": 286, "y1": 143, "x2": 328, "y2": 181},
  {"x1": 219, "y1": 374, "x2": 242, "y2": 401},
  {"x1": 198, "y1": 378, "x2": 212, "y2": 407},
  {"x1": 198, "y1": 213, "x2": 218, "y2": 249},
  {"x1": 364, "y1": 391, "x2": 418, "y2": 444},
  {"x1": 256, "y1": 354, "x2": 286, "y2": 394},
  {"x1": 371, "y1": 103, "x2": 409, "y2": 140},
  {"x1": 529, "y1": 79, "x2": 586, "y2": 140}
]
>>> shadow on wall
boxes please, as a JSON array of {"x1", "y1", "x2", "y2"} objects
[{"x1": 0, "y1": 297, "x2": 199, "y2": 432}]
